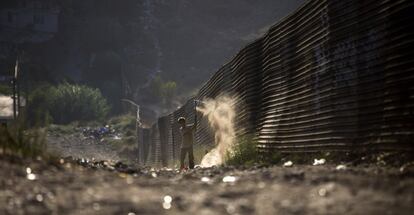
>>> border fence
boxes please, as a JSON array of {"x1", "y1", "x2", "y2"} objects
[{"x1": 139, "y1": 0, "x2": 414, "y2": 166}]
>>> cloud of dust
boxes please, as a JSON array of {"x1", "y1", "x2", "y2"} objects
[{"x1": 196, "y1": 96, "x2": 237, "y2": 167}]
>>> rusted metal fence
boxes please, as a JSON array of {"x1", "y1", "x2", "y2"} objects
[{"x1": 140, "y1": 0, "x2": 414, "y2": 166}]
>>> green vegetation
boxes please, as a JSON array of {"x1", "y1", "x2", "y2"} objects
[
  {"x1": 0, "y1": 84, "x2": 12, "y2": 95},
  {"x1": 103, "y1": 115, "x2": 138, "y2": 153},
  {"x1": 0, "y1": 118, "x2": 51, "y2": 159},
  {"x1": 108, "y1": 114, "x2": 136, "y2": 136},
  {"x1": 48, "y1": 123, "x2": 77, "y2": 136},
  {"x1": 150, "y1": 75, "x2": 177, "y2": 106},
  {"x1": 225, "y1": 135, "x2": 259, "y2": 166},
  {"x1": 29, "y1": 83, "x2": 110, "y2": 125}
]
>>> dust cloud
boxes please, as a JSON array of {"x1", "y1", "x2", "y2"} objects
[{"x1": 196, "y1": 96, "x2": 236, "y2": 167}]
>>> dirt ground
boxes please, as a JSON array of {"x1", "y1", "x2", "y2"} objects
[
  {"x1": 46, "y1": 128, "x2": 138, "y2": 162},
  {"x1": 46, "y1": 133, "x2": 121, "y2": 161},
  {"x1": 1, "y1": 129, "x2": 413, "y2": 215},
  {"x1": 1, "y1": 152, "x2": 414, "y2": 215}
]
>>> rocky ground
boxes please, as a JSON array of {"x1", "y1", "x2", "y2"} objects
[
  {"x1": 47, "y1": 133, "x2": 121, "y2": 162},
  {"x1": 1, "y1": 153, "x2": 414, "y2": 215},
  {"x1": 46, "y1": 124, "x2": 139, "y2": 163},
  {"x1": 2, "y1": 124, "x2": 413, "y2": 214}
]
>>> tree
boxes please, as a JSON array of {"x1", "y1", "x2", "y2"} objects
[{"x1": 29, "y1": 83, "x2": 110, "y2": 124}]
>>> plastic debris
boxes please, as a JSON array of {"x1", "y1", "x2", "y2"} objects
[
  {"x1": 36, "y1": 194, "x2": 43, "y2": 202},
  {"x1": 336, "y1": 165, "x2": 347, "y2": 170},
  {"x1": 162, "y1": 202, "x2": 171, "y2": 210},
  {"x1": 151, "y1": 172, "x2": 158, "y2": 178},
  {"x1": 164, "y1": 195, "x2": 172, "y2": 203},
  {"x1": 27, "y1": 173, "x2": 36, "y2": 181},
  {"x1": 162, "y1": 195, "x2": 172, "y2": 210},
  {"x1": 201, "y1": 177, "x2": 211, "y2": 182},
  {"x1": 283, "y1": 161, "x2": 293, "y2": 167},
  {"x1": 222, "y1": 176, "x2": 237, "y2": 183},
  {"x1": 313, "y1": 158, "x2": 326, "y2": 166}
]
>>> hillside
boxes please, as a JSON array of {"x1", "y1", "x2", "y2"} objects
[{"x1": 0, "y1": 0, "x2": 304, "y2": 119}]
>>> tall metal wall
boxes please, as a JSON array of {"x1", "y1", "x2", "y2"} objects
[{"x1": 140, "y1": 0, "x2": 414, "y2": 166}]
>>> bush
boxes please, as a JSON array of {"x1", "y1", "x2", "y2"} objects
[
  {"x1": 0, "y1": 84, "x2": 12, "y2": 95},
  {"x1": 0, "y1": 119, "x2": 48, "y2": 159},
  {"x1": 108, "y1": 114, "x2": 136, "y2": 132},
  {"x1": 29, "y1": 83, "x2": 110, "y2": 124},
  {"x1": 225, "y1": 135, "x2": 259, "y2": 166}
]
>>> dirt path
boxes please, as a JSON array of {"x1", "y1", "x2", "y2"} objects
[{"x1": 1, "y1": 155, "x2": 413, "y2": 215}]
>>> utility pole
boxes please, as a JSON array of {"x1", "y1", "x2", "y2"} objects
[
  {"x1": 121, "y1": 99, "x2": 142, "y2": 163},
  {"x1": 12, "y1": 59, "x2": 19, "y2": 119},
  {"x1": 15, "y1": 59, "x2": 20, "y2": 118},
  {"x1": 12, "y1": 78, "x2": 17, "y2": 120},
  {"x1": 121, "y1": 99, "x2": 141, "y2": 127}
]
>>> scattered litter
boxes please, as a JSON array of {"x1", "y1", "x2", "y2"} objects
[
  {"x1": 26, "y1": 167, "x2": 32, "y2": 174},
  {"x1": 283, "y1": 161, "x2": 293, "y2": 167},
  {"x1": 222, "y1": 176, "x2": 237, "y2": 183},
  {"x1": 80, "y1": 158, "x2": 89, "y2": 164},
  {"x1": 399, "y1": 162, "x2": 414, "y2": 173},
  {"x1": 118, "y1": 173, "x2": 127, "y2": 178},
  {"x1": 336, "y1": 165, "x2": 347, "y2": 170},
  {"x1": 27, "y1": 173, "x2": 36, "y2": 181},
  {"x1": 318, "y1": 183, "x2": 336, "y2": 197},
  {"x1": 162, "y1": 195, "x2": 172, "y2": 210},
  {"x1": 151, "y1": 172, "x2": 158, "y2": 178},
  {"x1": 313, "y1": 158, "x2": 326, "y2": 166},
  {"x1": 113, "y1": 135, "x2": 122, "y2": 140},
  {"x1": 36, "y1": 194, "x2": 43, "y2": 202},
  {"x1": 164, "y1": 195, "x2": 172, "y2": 203},
  {"x1": 128, "y1": 213, "x2": 136, "y2": 215},
  {"x1": 201, "y1": 177, "x2": 211, "y2": 183},
  {"x1": 318, "y1": 188, "x2": 327, "y2": 197},
  {"x1": 162, "y1": 202, "x2": 171, "y2": 210},
  {"x1": 81, "y1": 125, "x2": 117, "y2": 139}
]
